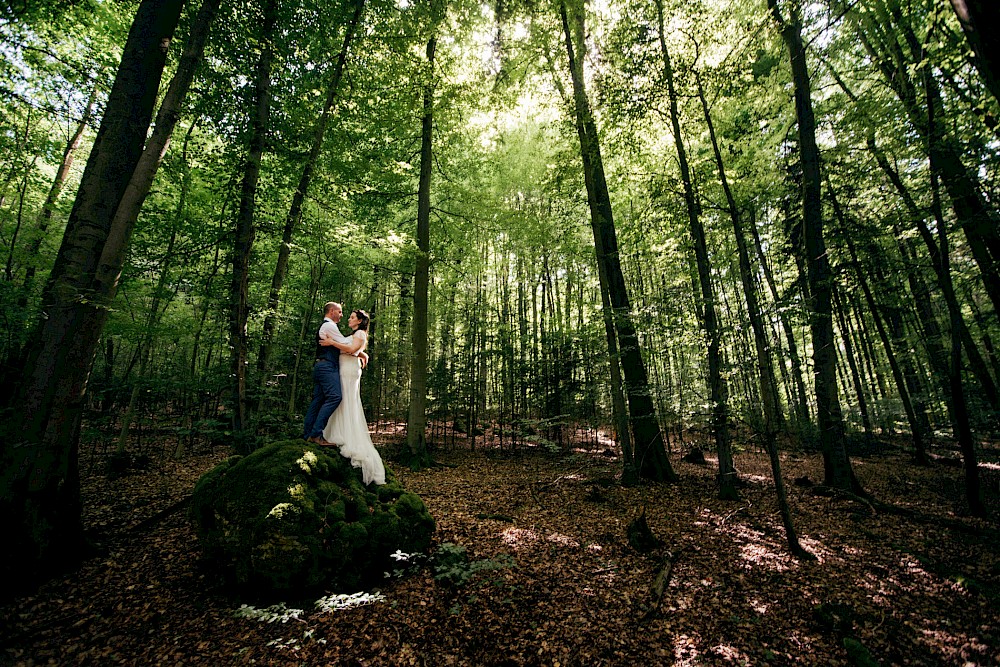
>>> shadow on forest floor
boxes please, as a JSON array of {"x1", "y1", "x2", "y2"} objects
[{"x1": 1, "y1": 428, "x2": 998, "y2": 666}]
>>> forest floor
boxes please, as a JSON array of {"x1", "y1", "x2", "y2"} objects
[{"x1": 2, "y1": 428, "x2": 999, "y2": 666}]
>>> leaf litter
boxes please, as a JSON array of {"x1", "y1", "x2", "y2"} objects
[{"x1": 1, "y1": 434, "x2": 998, "y2": 666}]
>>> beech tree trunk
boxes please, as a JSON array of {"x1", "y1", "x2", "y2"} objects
[
  {"x1": 256, "y1": 0, "x2": 365, "y2": 377},
  {"x1": 697, "y1": 72, "x2": 806, "y2": 556},
  {"x1": 561, "y1": 0, "x2": 675, "y2": 483},
  {"x1": 949, "y1": 0, "x2": 1000, "y2": 107},
  {"x1": 405, "y1": 33, "x2": 436, "y2": 469},
  {"x1": 655, "y1": 0, "x2": 734, "y2": 498},
  {"x1": 229, "y1": 0, "x2": 277, "y2": 436},
  {"x1": 768, "y1": 0, "x2": 858, "y2": 492},
  {"x1": 0, "y1": 0, "x2": 186, "y2": 582}
]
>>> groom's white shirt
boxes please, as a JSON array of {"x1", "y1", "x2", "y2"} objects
[{"x1": 319, "y1": 317, "x2": 350, "y2": 346}]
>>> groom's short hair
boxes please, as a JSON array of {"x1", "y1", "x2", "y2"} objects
[{"x1": 324, "y1": 301, "x2": 340, "y2": 316}]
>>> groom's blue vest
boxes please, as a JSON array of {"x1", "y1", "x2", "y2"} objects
[{"x1": 315, "y1": 321, "x2": 339, "y2": 365}]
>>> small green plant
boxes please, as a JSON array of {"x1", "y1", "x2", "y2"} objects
[
  {"x1": 431, "y1": 542, "x2": 515, "y2": 587},
  {"x1": 382, "y1": 543, "x2": 515, "y2": 587},
  {"x1": 235, "y1": 591, "x2": 386, "y2": 625},
  {"x1": 234, "y1": 603, "x2": 305, "y2": 624},
  {"x1": 314, "y1": 591, "x2": 386, "y2": 612}
]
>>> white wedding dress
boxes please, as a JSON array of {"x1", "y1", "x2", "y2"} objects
[{"x1": 322, "y1": 330, "x2": 385, "y2": 485}]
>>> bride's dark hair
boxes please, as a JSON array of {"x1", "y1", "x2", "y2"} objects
[{"x1": 353, "y1": 309, "x2": 370, "y2": 331}]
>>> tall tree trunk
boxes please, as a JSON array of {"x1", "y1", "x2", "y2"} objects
[
  {"x1": 229, "y1": 0, "x2": 277, "y2": 436},
  {"x1": 949, "y1": 0, "x2": 1000, "y2": 107},
  {"x1": 597, "y1": 234, "x2": 637, "y2": 485},
  {"x1": 926, "y1": 84, "x2": 986, "y2": 517},
  {"x1": 697, "y1": 72, "x2": 807, "y2": 556},
  {"x1": 256, "y1": 0, "x2": 365, "y2": 377},
  {"x1": 405, "y1": 33, "x2": 436, "y2": 469},
  {"x1": 396, "y1": 271, "x2": 413, "y2": 416},
  {"x1": 0, "y1": 0, "x2": 186, "y2": 583},
  {"x1": 655, "y1": 0, "x2": 733, "y2": 498},
  {"x1": 768, "y1": 0, "x2": 858, "y2": 491},
  {"x1": 561, "y1": 0, "x2": 675, "y2": 482}
]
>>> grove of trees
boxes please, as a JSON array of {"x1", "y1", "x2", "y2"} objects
[{"x1": 1, "y1": 0, "x2": 997, "y2": 580}]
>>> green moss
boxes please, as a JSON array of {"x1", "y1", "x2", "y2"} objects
[{"x1": 190, "y1": 440, "x2": 434, "y2": 594}]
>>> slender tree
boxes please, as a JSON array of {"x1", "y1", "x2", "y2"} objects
[
  {"x1": 768, "y1": 0, "x2": 859, "y2": 491},
  {"x1": 256, "y1": 0, "x2": 366, "y2": 378},
  {"x1": 654, "y1": 0, "x2": 734, "y2": 498},
  {"x1": 560, "y1": 0, "x2": 675, "y2": 482},
  {"x1": 229, "y1": 0, "x2": 277, "y2": 437},
  {"x1": 20, "y1": 70, "x2": 104, "y2": 294},
  {"x1": 406, "y1": 26, "x2": 439, "y2": 469},
  {"x1": 696, "y1": 69, "x2": 807, "y2": 556}
]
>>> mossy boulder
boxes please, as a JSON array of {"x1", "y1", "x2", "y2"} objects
[{"x1": 190, "y1": 440, "x2": 435, "y2": 593}]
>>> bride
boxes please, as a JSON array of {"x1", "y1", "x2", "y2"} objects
[{"x1": 321, "y1": 309, "x2": 385, "y2": 485}]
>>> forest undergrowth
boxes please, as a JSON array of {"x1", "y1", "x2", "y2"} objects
[{"x1": 1, "y1": 428, "x2": 998, "y2": 666}]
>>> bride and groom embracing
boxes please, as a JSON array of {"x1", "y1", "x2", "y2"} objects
[{"x1": 302, "y1": 301, "x2": 385, "y2": 486}]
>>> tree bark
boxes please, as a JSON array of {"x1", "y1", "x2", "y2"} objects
[
  {"x1": 561, "y1": 0, "x2": 675, "y2": 482},
  {"x1": 655, "y1": 0, "x2": 733, "y2": 498},
  {"x1": 949, "y1": 0, "x2": 1000, "y2": 107},
  {"x1": 768, "y1": 0, "x2": 857, "y2": 491},
  {"x1": 697, "y1": 72, "x2": 807, "y2": 556},
  {"x1": 256, "y1": 0, "x2": 365, "y2": 377},
  {"x1": 229, "y1": 0, "x2": 277, "y2": 436},
  {"x1": 405, "y1": 33, "x2": 436, "y2": 469},
  {"x1": 0, "y1": 0, "x2": 186, "y2": 583}
]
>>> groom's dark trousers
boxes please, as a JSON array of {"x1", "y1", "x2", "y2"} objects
[{"x1": 303, "y1": 343, "x2": 341, "y2": 440}]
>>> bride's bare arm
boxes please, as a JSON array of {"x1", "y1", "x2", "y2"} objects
[{"x1": 322, "y1": 335, "x2": 363, "y2": 354}]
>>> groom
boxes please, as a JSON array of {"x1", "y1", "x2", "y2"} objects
[{"x1": 302, "y1": 301, "x2": 349, "y2": 445}]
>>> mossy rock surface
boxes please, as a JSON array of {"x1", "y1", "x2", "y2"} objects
[{"x1": 190, "y1": 440, "x2": 435, "y2": 593}]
